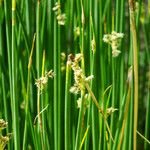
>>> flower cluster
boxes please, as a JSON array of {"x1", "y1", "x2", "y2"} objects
[
  {"x1": 77, "y1": 94, "x2": 89, "y2": 109},
  {"x1": 91, "y1": 38, "x2": 96, "y2": 53},
  {"x1": 0, "y1": 119, "x2": 11, "y2": 150},
  {"x1": 103, "y1": 31, "x2": 124, "y2": 57},
  {"x1": 69, "y1": 53, "x2": 94, "y2": 94},
  {"x1": 106, "y1": 107, "x2": 118, "y2": 118},
  {"x1": 0, "y1": 119, "x2": 7, "y2": 131},
  {"x1": 53, "y1": 2, "x2": 66, "y2": 25},
  {"x1": 35, "y1": 70, "x2": 54, "y2": 91},
  {"x1": 61, "y1": 52, "x2": 66, "y2": 72},
  {"x1": 0, "y1": 134, "x2": 11, "y2": 150}
]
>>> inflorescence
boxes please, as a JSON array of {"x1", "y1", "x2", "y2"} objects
[
  {"x1": 0, "y1": 119, "x2": 11, "y2": 150},
  {"x1": 103, "y1": 31, "x2": 124, "y2": 57},
  {"x1": 0, "y1": 119, "x2": 8, "y2": 131},
  {"x1": 53, "y1": 2, "x2": 66, "y2": 25},
  {"x1": 69, "y1": 53, "x2": 94, "y2": 95},
  {"x1": 35, "y1": 70, "x2": 54, "y2": 91}
]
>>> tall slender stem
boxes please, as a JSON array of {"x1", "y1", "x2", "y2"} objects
[
  {"x1": 128, "y1": 1, "x2": 138, "y2": 149},
  {"x1": 12, "y1": 0, "x2": 20, "y2": 149}
]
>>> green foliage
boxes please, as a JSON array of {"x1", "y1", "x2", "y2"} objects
[{"x1": 0, "y1": 0, "x2": 150, "y2": 149}]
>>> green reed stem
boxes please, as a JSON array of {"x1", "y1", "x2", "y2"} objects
[
  {"x1": 23, "y1": 34, "x2": 36, "y2": 150},
  {"x1": 12, "y1": 0, "x2": 20, "y2": 149},
  {"x1": 64, "y1": 60, "x2": 72, "y2": 150}
]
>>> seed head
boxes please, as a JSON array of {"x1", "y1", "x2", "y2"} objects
[
  {"x1": 77, "y1": 97, "x2": 82, "y2": 108},
  {"x1": 85, "y1": 75, "x2": 94, "y2": 82},
  {"x1": 45, "y1": 70, "x2": 54, "y2": 78},
  {"x1": 111, "y1": 31, "x2": 124, "y2": 41},
  {"x1": 106, "y1": 107, "x2": 118, "y2": 117},
  {"x1": 35, "y1": 70, "x2": 54, "y2": 91},
  {"x1": 57, "y1": 13, "x2": 66, "y2": 25},
  {"x1": 0, "y1": 134, "x2": 12, "y2": 150},
  {"x1": 103, "y1": 34, "x2": 111, "y2": 44},
  {"x1": 61, "y1": 52, "x2": 66, "y2": 61},
  {"x1": 112, "y1": 50, "x2": 121, "y2": 57},
  {"x1": 103, "y1": 31, "x2": 124, "y2": 57},
  {"x1": 0, "y1": 120, "x2": 11, "y2": 150},
  {"x1": 74, "y1": 53, "x2": 82, "y2": 62},
  {"x1": 53, "y1": 2, "x2": 66, "y2": 25},
  {"x1": 35, "y1": 77, "x2": 48, "y2": 90},
  {"x1": 91, "y1": 38, "x2": 96, "y2": 53},
  {"x1": 70, "y1": 84, "x2": 80, "y2": 94},
  {"x1": 52, "y1": 2, "x2": 61, "y2": 11},
  {"x1": 70, "y1": 53, "x2": 94, "y2": 94},
  {"x1": 0, "y1": 119, "x2": 8, "y2": 131},
  {"x1": 61, "y1": 52, "x2": 66, "y2": 72}
]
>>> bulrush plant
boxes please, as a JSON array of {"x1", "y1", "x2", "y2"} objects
[
  {"x1": 0, "y1": 0, "x2": 150, "y2": 149},
  {"x1": 69, "y1": 54, "x2": 115, "y2": 147}
]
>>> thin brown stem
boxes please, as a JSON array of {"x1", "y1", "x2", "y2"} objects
[
  {"x1": 118, "y1": 84, "x2": 131, "y2": 149},
  {"x1": 128, "y1": 1, "x2": 138, "y2": 149},
  {"x1": 84, "y1": 82, "x2": 114, "y2": 142},
  {"x1": 137, "y1": 131, "x2": 150, "y2": 145}
]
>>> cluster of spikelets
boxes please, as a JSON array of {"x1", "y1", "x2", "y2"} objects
[
  {"x1": 35, "y1": 70, "x2": 54, "y2": 91},
  {"x1": 91, "y1": 38, "x2": 96, "y2": 53},
  {"x1": 69, "y1": 53, "x2": 118, "y2": 117},
  {"x1": 53, "y1": 2, "x2": 66, "y2": 25},
  {"x1": 103, "y1": 31, "x2": 124, "y2": 57},
  {"x1": 68, "y1": 54, "x2": 93, "y2": 109},
  {"x1": 69, "y1": 53, "x2": 94, "y2": 95},
  {"x1": 0, "y1": 119, "x2": 11, "y2": 150},
  {"x1": 61, "y1": 52, "x2": 66, "y2": 72},
  {"x1": 68, "y1": 54, "x2": 118, "y2": 141}
]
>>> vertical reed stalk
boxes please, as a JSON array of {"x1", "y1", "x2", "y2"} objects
[
  {"x1": 12, "y1": 0, "x2": 20, "y2": 149},
  {"x1": 54, "y1": 1, "x2": 58, "y2": 149},
  {"x1": 23, "y1": 34, "x2": 36, "y2": 150},
  {"x1": 64, "y1": 59, "x2": 72, "y2": 149},
  {"x1": 128, "y1": 1, "x2": 138, "y2": 149}
]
